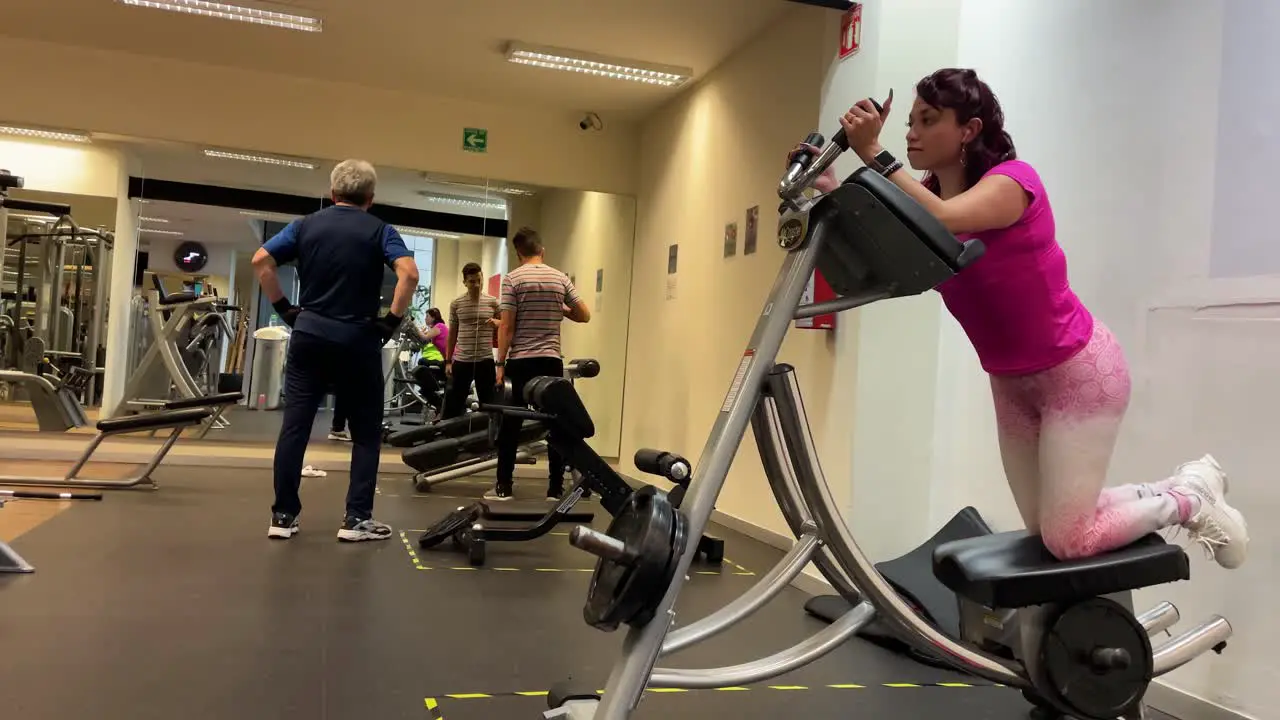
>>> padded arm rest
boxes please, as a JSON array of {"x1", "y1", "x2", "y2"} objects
[
  {"x1": 159, "y1": 292, "x2": 198, "y2": 306},
  {"x1": 97, "y1": 407, "x2": 213, "y2": 433},
  {"x1": 387, "y1": 414, "x2": 489, "y2": 448},
  {"x1": 164, "y1": 392, "x2": 244, "y2": 410}
]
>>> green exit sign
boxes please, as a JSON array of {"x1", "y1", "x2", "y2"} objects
[{"x1": 463, "y1": 127, "x2": 488, "y2": 153}]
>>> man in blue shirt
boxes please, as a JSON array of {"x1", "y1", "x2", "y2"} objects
[{"x1": 252, "y1": 159, "x2": 420, "y2": 542}]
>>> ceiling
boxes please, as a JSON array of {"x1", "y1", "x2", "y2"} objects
[{"x1": 0, "y1": 0, "x2": 792, "y2": 118}]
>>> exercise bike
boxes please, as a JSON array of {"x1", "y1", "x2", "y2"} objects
[{"x1": 544, "y1": 124, "x2": 1233, "y2": 720}]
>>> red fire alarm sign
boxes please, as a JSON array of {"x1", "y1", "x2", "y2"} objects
[{"x1": 839, "y1": 3, "x2": 862, "y2": 60}]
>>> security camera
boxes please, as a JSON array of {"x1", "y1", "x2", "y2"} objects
[{"x1": 578, "y1": 112, "x2": 604, "y2": 132}]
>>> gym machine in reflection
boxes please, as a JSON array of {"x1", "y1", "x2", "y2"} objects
[
  {"x1": 1, "y1": 170, "x2": 114, "y2": 406},
  {"x1": 544, "y1": 123, "x2": 1233, "y2": 720},
  {"x1": 112, "y1": 273, "x2": 240, "y2": 436}
]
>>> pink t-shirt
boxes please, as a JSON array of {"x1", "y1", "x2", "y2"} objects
[{"x1": 936, "y1": 160, "x2": 1093, "y2": 376}]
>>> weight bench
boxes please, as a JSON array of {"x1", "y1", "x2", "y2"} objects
[
  {"x1": 0, "y1": 393, "x2": 242, "y2": 490},
  {"x1": 401, "y1": 417, "x2": 548, "y2": 492}
]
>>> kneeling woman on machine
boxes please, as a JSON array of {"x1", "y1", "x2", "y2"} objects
[{"x1": 800, "y1": 68, "x2": 1248, "y2": 567}]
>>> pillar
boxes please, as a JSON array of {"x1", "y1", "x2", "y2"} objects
[{"x1": 100, "y1": 152, "x2": 138, "y2": 418}]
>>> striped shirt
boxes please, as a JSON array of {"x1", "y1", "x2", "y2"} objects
[
  {"x1": 448, "y1": 293, "x2": 499, "y2": 362},
  {"x1": 501, "y1": 263, "x2": 580, "y2": 360}
]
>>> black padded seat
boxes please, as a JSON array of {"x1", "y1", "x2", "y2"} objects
[
  {"x1": 932, "y1": 531, "x2": 1190, "y2": 609},
  {"x1": 164, "y1": 392, "x2": 244, "y2": 410},
  {"x1": 96, "y1": 407, "x2": 213, "y2": 433},
  {"x1": 845, "y1": 168, "x2": 983, "y2": 271}
]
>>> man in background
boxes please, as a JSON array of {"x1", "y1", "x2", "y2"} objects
[
  {"x1": 443, "y1": 262, "x2": 500, "y2": 418},
  {"x1": 252, "y1": 159, "x2": 419, "y2": 542},
  {"x1": 491, "y1": 227, "x2": 591, "y2": 501}
]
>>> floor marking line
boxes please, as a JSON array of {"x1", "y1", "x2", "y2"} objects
[
  {"x1": 424, "y1": 697, "x2": 443, "y2": 720},
  {"x1": 423, "y1": 682, "x2": 1000, "y2": 704}
]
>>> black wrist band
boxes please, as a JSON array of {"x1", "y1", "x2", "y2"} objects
[
  {"x1": 272, "y1": 298, "x2": 294, "y2": 314},
  {"x1": 881, "y1": 160, "x2": 903, "y2": 177}
]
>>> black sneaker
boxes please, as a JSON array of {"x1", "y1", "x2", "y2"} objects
[
  {"x1": 268, "y1": 512, "x2": 300, "y2": 539},
  {"x1": 336, "y1": 516, "x2": 393, "y2": 542},
  {"x1": 546, "y1": 485, "x2": 564, "y2": 501},
  {"x1": 483, "y1": 485, "x2": 514, "y2": 502}
]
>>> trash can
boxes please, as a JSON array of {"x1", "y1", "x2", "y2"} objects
[
  {"x1": 382, "y1": 339, "x2": 400, "y2": 405},
  {"x1": 251, "y1": 326, "x2": 291, "y2": 410}
]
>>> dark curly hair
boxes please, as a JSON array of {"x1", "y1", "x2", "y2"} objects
[
  {"x1": 426, "y1": 307, "x2": 444, "y2": 326},
  {"x1": 915, "y1": 68, "x2": 1016, "y2": 195}
]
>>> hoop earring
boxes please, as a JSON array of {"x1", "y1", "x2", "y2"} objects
[{"x1": 960, "y1": 143, "x2": 968, "y2": 167}]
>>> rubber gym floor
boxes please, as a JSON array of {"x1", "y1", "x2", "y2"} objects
[{"x1": 0, "y1": 466, "x2": 1178, "y2": 720}]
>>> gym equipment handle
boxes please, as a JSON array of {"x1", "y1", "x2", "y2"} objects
[
  {"x1": 634, "y1": 449, "x2": 691, "y2": 485},
  {"x1": 0, "y1": 172, "x2": 24, "y2": 190},
  {"x1": 2, "y1": 197, "x2": 71, "y2": 216},
  {"x1": 570, "y1": 526, "x2": 638, "y2": 566}
]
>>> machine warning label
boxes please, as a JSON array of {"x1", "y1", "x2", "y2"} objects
[{"x1": 721, "y1": 350, "x2": 755, "y2": 413}]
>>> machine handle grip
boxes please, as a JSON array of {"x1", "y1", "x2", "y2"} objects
[
  {"x1": 634, "y1": 448, "x2": 692, "y2": 485},
  {"x1": 830, "y1": 97, "x2": 882, "y2": 151}
]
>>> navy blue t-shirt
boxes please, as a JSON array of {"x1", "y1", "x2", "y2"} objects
[{"x1": 262, "y1": 205, "x2": 412, "y2": 345}]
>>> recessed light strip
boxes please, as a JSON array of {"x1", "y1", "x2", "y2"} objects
[
  {"x1": 138, "y1": 216, "x2": 169, "y2": 224},
  {"x1": 417, "y1": 194, "x2": 507, "y2": 211},
  {"x1": 139, "y1": 228, "x2": 185, "y2": 236},
  {"x1": 116, "y1": 0, "x2": 322, "y2": 33},
  {"x1": 505, "y1": 43, "x2": 691, "y2": 87},
  {"x1": 204, "y1": 149, "x2": 317, "y2": 170},
  {"x1": 393, "y1": 226, "x2": 464, "y2": 239},
  {"x1": 0, "y1": 124, "x2": 91, "y2": 144}
]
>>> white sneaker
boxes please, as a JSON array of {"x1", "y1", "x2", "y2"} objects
[
  {"x1": 336, "y1": 517, "x2": 392, "y2": 542},
  {"x1": 328, "y1": 430, "x2": 351, "y2": 442},
  {"x1": 1174, "y1": 455, "x2": 1248, "y2": 569}
]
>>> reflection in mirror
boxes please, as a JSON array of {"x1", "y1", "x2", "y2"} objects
[{"x1": 0, "y1": 130, "x2": 121, "y2": 433}]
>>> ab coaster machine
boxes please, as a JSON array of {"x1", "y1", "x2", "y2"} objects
[{"x1": 542, "y1": 120, "x2": 1234, "y2": 720}]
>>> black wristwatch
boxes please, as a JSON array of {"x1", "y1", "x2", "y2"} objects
[{"x1": 869, "y1": 149, "x2": 903, "y2": 177}]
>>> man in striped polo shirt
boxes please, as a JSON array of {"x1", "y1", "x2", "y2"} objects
[
  {"x1": 443, "y1": 262, "x2": 500, "y2": 418},
  {"x1": 491, "y1": 227, "x2": 592, "y2": 501}
]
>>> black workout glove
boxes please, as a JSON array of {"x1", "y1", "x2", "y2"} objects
[
  {"x1": 272, "y1": 298, "x2": 301, "y2": 327},
  {"x1": 375, "y1": 312, "x2": 404, "y2": 343}
]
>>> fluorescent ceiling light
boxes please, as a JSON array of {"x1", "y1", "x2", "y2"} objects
[
  {"x1": 204, "y1": 149, "x2": 317, "y2": 170},
  {"x1": 393, "y1": 226, "x2": 463, "y2": 239},
  {"x1": 138, "y1": 216, "x2": 169, "y2": 224},
  {"x1": 116, "y1": 0, "x2": 322, "y2": 33},
  {"x1": 416, "y1": 193, "x2": 507, "y2": 211},
  {"x1": 6, "y1": 214, "x2": 54, "y2": 223},
  {"x1": 140, "y1": 228, "x2": 185, "y2": 236},
  {"x1": 432, "y1": 179, "x2": 536, "y2": 197},
  {"x1": 239, "y1": 210, "x2": 296, "y2": 219},
  {"x1": 505, "y1": 42, "x2": 691, "y2": 88},
  {"x1": 0, "y1": 124, "x2": 91, "y2": 144}
]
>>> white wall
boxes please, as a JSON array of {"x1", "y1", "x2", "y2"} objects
[{"x1": 0, "y1": 137, "x2": 122, "y2": 197}]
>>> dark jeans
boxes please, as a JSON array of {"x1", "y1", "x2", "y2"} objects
[
  {"x1": 496, "y1": 356, "x2": 564, "y2": 491},
  {"x1": 443, "y1": 358, "x2": 497, "y2": 419},
  {"x1": 331, "y1": 394, "x2": 348, "y2": 432},
  {"x1": 273, "y1": 330, "x2": 383, "y2": 521}
]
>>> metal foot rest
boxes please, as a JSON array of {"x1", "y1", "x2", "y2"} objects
[
  {"x1": 0, "y1": 500, "x2": 34, "y2": 573},
  {"x1": 933, "y1": 531, "x2": 1191, "y2": 609}
]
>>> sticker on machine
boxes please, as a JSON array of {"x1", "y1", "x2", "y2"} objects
[{"x1": 721, "y1": 350, "x2": 755, "y2": 413}]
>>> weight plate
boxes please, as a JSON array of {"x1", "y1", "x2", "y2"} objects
[
  {"x1": 1037, "y1": 597, "x2": 1152, "y2": 720},
  {"x1": 417, "y1": 504, "x2": 483, "y2": 549},
  {"x1": 583, "y1": 486, "x2": 676, "y2": 632},
  {"x1": 631, "y1": 495, "x2": 688, "y2": 628}
]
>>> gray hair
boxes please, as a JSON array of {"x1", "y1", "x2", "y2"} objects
[{"x1": 330, "y1": 159, "x2": 378, "y2": 205}]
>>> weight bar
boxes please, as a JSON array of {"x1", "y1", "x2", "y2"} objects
[{"x1": 0, "y1": 489, "x2": 103, "y2": 501}]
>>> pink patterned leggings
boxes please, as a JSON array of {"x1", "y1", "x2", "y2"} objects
[{"x1": 991, "y1": 322, "x2": 1186, "y2": 560}]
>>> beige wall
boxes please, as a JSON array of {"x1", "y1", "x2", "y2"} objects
[
  {"x1": 538, "y1": 190, "x2": 637, "y2": 458},
  {"x1": 3, "y1": 37, "x2": 638, "y2": 196},
  {"x1": 0, "y1": 137, "x2": 122, "y2": 198},
  {"x1": 621, "y1": 8, "x2": 843, "y2": 538}
]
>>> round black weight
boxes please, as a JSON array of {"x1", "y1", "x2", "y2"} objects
[
  {"x1": 630, "y1": 498, "x2": 689, "y2": 628},
  {"x1": 1037, "y1": 597, "x2": 1152, "y2": 720},
  {"x1": 417, "y1": 504, "x2": 483, "y2": 549},
  {"x1": 583, "y1": 486, "x2": 677, "y2": 632}
]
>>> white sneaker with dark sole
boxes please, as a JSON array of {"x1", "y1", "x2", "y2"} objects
[
  {"x1": 328, "y1": 431, "x2": 351, "y2": 442},
  {"x1": 268, "y1": 513, "x2": 300, "y2": 539},
  {"x1": 1175, "y1": 455, "x2": 1248, "y2": 569},
  {"x1": 484, "y1": 486, "x2": 514, "y2": 502},
  {"x1": 336, "y1": 517, "x2": 392, "y2": 542}
]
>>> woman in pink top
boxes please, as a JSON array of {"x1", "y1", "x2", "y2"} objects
[{"x1": 808, "y1": 68, "x2": 1248, "y2": 567}]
